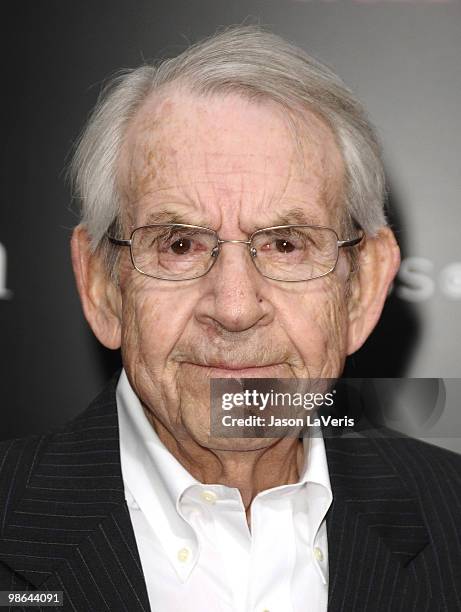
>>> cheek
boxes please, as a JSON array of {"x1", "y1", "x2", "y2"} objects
[
  {"x1": 119, "y1": 277, "x2": 199, "y2": 368},
  {"x1": 121, "y1": 293, "x2": 155, "y2": 347},
  {"x1": 318, "y1": 288, "x2": 349, "y2": 363},
  {"x1": 280, "y1": 278, "x2": 349, "y2": 376}
]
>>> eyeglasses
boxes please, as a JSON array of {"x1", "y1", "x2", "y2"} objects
[{"x1": 107, "y1": 223, "x2": 363, "y2": 282}]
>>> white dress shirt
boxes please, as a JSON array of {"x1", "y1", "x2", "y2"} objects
[{"x1": 117, "y1": 370, "x2": 333, "y2": 612}]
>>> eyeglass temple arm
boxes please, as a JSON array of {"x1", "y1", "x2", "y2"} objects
[
  {"x1": 338, "y1": 234, "x2": 363, "y2": 248},
  {"x1": 107, "y1": 236, "x2": 131, "y2": 247},
  {"x1": 338, "y1": 221, "x2": 365, "y2": 248}
]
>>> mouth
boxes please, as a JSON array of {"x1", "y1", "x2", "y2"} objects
[{"x1": 183, "y1": 362, "x2": 288, "y2": 378}]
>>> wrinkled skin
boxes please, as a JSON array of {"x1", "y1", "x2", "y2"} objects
[{"x1": 72, "y1": 88, "x2": 400, "y2": 508}]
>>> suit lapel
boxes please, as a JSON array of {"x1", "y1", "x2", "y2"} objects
[
  {"x1": 324, "y1": 430, "x2": 430, "y2": 611},
  {"x1": 0, "y1": 377, "x2": 151, "y2": 611}
]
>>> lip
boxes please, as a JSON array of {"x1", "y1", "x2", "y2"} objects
[{"x1": 184, "y1": 362, "x2": 286, "y2": 378}]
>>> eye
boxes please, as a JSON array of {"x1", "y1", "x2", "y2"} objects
[
  {"x1": 275, "y1": 239, "x2": 296, "y2": 253},
  {"x1": 158, "y1": 231, "x2": 211, "y2": 256},
  {"x1": 259, "y1": 231, "x2": 305, "y2": 253},
  {"x1": 170, "y1": 238, "x2": 192, "y2": 255}
]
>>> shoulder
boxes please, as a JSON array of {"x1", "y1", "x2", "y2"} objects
[
  {"x1": 365, "y1": 431, "x2": 461, "y2": 510},
  {"x1": 326, "y1": 425, "x2": 461, "y2": 508},
  {"x1": 369, "y1": 430, "x2": 461, "y2": 474},
  {"x1": 0, "y1": 373, "x2": 121, "y2": 508},
  {"x1": 0, "y1": 434, "x2": 44, "y2": 487}
]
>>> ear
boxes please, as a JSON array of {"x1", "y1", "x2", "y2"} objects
[
  {"x1": 71, "y1": 225, "x2": 122, "y2": 350},
  {"x1": 346, "y1": 227, "x2": 401, "y2": 355}
]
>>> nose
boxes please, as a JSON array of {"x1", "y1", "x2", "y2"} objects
[{"x1": 195, "y1": 242, "x2": 274, "y2": 333}]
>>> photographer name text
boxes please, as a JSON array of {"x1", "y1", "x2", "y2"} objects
[{"x1": 221, "y1": 414, "x2": 355, "y2": 427}]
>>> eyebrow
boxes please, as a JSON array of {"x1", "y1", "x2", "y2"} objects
[
  {"x1": 142, "y1": 208, "x2": 206, "y2": 227},
  {"x1": 267, "y1": 207, "x2": 324, "y2": 227},
  {"x1": 140, "y1": 206, "x2": 324, "y2": 230}
]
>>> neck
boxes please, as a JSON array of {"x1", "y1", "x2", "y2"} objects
[{"x1": 147, "y1": 412, "x2": 305, "y2": 513}]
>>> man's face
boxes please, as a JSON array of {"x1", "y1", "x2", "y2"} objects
[{"x1": 115, "y1": 89, "x2": 351, "y2": 448}]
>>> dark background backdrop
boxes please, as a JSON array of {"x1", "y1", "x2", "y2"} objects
[{"x1": 1, "y1": 0, "x2": 460, "y2": 448}]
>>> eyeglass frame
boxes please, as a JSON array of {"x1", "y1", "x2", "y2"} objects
[{"x1": 107, "y1": 222, "x2": 364, "y2": 282}]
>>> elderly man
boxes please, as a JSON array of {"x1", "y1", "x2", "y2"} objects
[{"x1": 1, "y1": 26, "x2": 460, "y2": 612}]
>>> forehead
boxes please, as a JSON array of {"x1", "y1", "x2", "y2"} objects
[{"x1": 118, "y1": 86, "x2": 344, "y2": 228}]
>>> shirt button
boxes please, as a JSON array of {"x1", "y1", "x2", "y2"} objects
[
  {"x1": 313, "y1": 546, "x2": 324, "y2": 562},
  {"x1": 201, "y1": 490, "x2": 217, "y2": 504},
  {"x1": 177, "y1": 547, "x2": 190, "y2": 563}
]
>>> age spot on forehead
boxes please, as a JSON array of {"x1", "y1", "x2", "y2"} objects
[{"x1": 118, "y1": 94, "x2": 182, "y2": 205}]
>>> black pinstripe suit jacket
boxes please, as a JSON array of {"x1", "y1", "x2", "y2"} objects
[{"x1": 1, "y1": 375, "x2": 461, "y2": 612}]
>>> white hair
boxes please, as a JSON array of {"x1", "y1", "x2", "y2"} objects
[{"x1": 70, "y1": 25, "x2": 387, "y2": 272}]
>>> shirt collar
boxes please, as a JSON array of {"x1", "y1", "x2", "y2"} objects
[{"x1": 299, "y1": 426, "x2": 332, "y2": 493}]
